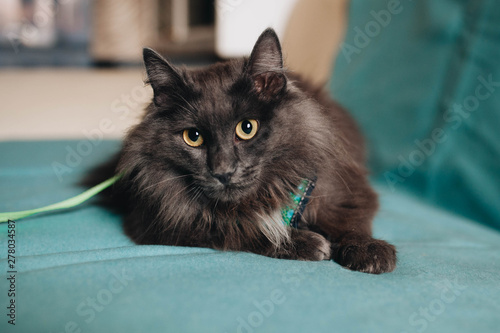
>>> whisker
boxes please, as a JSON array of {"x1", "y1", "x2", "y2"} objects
[
  {"x1": 172, "y1": 92, "x2": 198, "y2": 116},
  {"x1": 212, "y1": 197, "x2": 220, "y2": 212},
  {"x1": 139, "y1": 174, "x2": 193, "y2": 194}
]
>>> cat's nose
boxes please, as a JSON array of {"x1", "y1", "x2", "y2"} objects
[{"x1": 213, "y1": 172, "x2": 233, "y2": 185}]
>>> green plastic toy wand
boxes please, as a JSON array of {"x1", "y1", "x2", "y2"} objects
[{"x1": 0, "y1": 174, "x2": 122, "y2": 223}]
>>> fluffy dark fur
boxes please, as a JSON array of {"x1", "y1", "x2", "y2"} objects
[{"x1": 100, "y1": 29, "x2": 396, "y2": 274}]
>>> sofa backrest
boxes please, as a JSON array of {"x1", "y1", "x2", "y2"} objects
[{"x1": 330, "y1": 0, "x2": 500, "y2": 230}]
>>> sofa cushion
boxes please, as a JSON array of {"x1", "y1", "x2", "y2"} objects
[{"x1": 1, "y1": 140, "x2": 499, "y2": 333}]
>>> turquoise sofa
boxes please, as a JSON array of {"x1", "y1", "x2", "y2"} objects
[{"x1": 1, "y1": 1, "x2": 499, "y2": 332}]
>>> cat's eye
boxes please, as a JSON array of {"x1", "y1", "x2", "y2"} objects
[
  {"x1": 235, "y1": 119, "x2": 258, "y2": 141},
  {"x1": 183, "y1": 128, "x2": 204, "y2": 147}
]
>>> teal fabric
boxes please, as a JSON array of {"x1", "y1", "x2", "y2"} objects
[
  {"x1": 1, "y1": 141, "x2": 500, "y2": 333},
  {"x1": 331, "y1": 0, "x2": 500, "y2": 230},
  {"x1": 2, "y1": 2, "x2": 500, "y2": 331}
]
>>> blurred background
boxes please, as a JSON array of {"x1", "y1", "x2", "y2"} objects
[
  {"x1": 2, "y1": 0, "x2": 498, "y2": 229},
  {"x1": 0, "y1": 0, "x2": 346, "y2": 140}
]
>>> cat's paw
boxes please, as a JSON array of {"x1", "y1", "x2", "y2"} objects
[
  {"x1": 287, "y1": 230, "x2": 331, "y2": 261},
  {"x1": 331, "y1": 234, "x2": 396, "y2": 274}
]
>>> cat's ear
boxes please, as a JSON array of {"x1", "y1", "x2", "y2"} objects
[
  {"x1": 143, "y1": 48, "x2": 184, "y2": 106},
  {"x1": 247, "y1": 28, "x2": 287, "y2": 101}
]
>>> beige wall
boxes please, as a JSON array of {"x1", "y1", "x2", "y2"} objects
[{"x1": 0, "y1": 69, "x2": 148, "y2": 140}]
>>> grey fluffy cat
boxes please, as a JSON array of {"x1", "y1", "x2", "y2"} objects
[{"x1": 101, "y1": 28, "x2": 397, "y2": 274}]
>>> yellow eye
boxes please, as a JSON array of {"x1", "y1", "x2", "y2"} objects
[
  {"x1": 235, "y1": 119, "x2": 258, "y2": 140},
  {"x1": 183, "y1": 128, "x2": 204, "y2": 147}
]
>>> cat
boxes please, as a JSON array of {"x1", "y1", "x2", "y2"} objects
[{"x1": 103, "y1": 28, "x2": 396, "y2": 274}]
